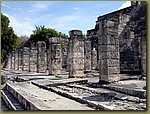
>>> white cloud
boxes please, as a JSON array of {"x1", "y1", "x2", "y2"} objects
[
  {"x1": 28, "y1": 2, "x2": 50, "y2": 14},
  {"x1": 3, "y1": 13, "x2": 34, "y2": 37},
  {"x1": 23, "y1": 18, "x2": 32, "y2": 21},
  {"x1": 32, "y1": 2, "x2": 49, "y2": 9},
  {"x1": 118, "y1": 1, "x2": 131, "y2": 10},
  {"x1": 73, "y1": 7, "x2": 80, "y2": 10}
]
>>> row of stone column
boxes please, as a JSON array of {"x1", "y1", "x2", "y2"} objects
[
  {"x1": 6, "y1": 28, "x2": 121, "y2": 83},
  {"x1": 7, "y1": 42, "x2": 47, "y2": 73}
]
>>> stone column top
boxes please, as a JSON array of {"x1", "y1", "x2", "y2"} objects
[{"x1": 69, "y1": 30, "x2": 82, "y2": 36}]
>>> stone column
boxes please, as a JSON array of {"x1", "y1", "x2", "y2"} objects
[
  {"x1": 37, "y1": 41, "x2": 47, "y2": 73},
  {"x1": 68, "y1": 30, "x2": 84, "y2": 78},
  {"x1": 49, "y1": 37, "x2": 62, "y2": 75},
  {"x1": 11, "y1": 53, "x2": 13, "y2": 69},
  {"x1": 66, "y1": 40, "x2": 71, "y2": 72},
  {"x1": 18, "y1": 49, "x2": 22, "y2": 70},
  {"x1": 61, "y1": 40, "x2": 68, "y2": 69},
  {"x1": 98, "y1": 20, "x2": 120, "y2": 83},
  {"x1": 3, "y1": 53, "x2": 11, "y2": 69},
  {"x1": 91, "y1": 48, "x2": 97, "y2": 70},
  {"x1": 84, "y1": 40, "x2": 91, "y2": 72},
  {"x1": 14, "y1": 50, "x2": 19, "y2": 70},
  {"x1": 19, "y1": 48, "x2": 23, "y2": 70},
  {"x1": 141, "y1": 37, "x2": 146, "y2": 76},
  {"x1": 13, "y1": 51, "x2": 15, "y2": 69},
  {"x1": 48, "y1": 43, "x2": 52, "y2": 75},
  {"x1": 11, "y1": 52, "x2": 15, "y2": 69},
  {"x1": 29, "y1": 44, "x2": 38, "y2": 72},
  {"x1": 22, "y1": 47, "x2": 30, "y2": 71},
  {"x1": 17, "y1": 50, "x2": 20, "y2": 70}
]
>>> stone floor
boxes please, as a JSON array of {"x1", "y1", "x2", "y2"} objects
[{"x1": 1, "y1": 68, "x2": 147, "y2": 110}]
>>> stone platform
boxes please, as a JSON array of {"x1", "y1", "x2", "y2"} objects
[{"x1": 1, "y1": 69, "x2": 146, "y2": 110}]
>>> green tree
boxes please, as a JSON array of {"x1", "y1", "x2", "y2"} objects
[
  {"x1": 30, "y1": 25, "x2": 68, "y2": 48},
  {"x1": 1, "y1": 13, "x2": 18, "y2": 61}
]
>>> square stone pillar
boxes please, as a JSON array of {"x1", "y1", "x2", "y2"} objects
[
  {"x1": 22, "y1": 47, "x2": 30, "y2": 71},
  {"x1": 29, "y1": 44, "x2": 38, "y2": 72},
  {"x1": 68, "y1": 30, "x2": 84, "y2": 78},
  {"x1": 37, "y1": 41, "x2": 47, "y2": 73},
  {"x1": 13, "y1": 51, "x2": 15, "y2": 69},
  {"x1": 52, "y1": 38, "x2": 62, "y2": 75},
  {"x1": 18, "y1": 48, "x2": 23, "y2": 70},
  {"x1": 19, "y1": 48, "x2": 24, "y2": 70},
  {"x1": 11, "y1": 53, "x2": 13, "y2": 69},
  {"x1": 98, "y1": 20, "x2": 120, "y2": 83},
  {"x1": 91, "y1": 48, "x2": 97, "y2": 70},
  {"x1": 14, "y1": 50, "x2": 19, "y2": 70},
  {"x1": 84, "y1": 41, "x2": 91, "y2": 72},
  {"x1": 141, "y1": 37, "x2": 146, "y2": 76},
  {"x1": 48, "y1": 39, "x2": 52, "y2": 75},
  {"x1": 11, "y1": 52, "x2": 15, "y2": 69}
]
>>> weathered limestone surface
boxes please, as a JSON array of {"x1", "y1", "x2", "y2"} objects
[
  {"x1": 10, "y1": 53, "x2": 13, "y2": 69},
  {"x1": 14, "y1": 50, "x2": 19, "y2": 70},
  {"x1": 50, "y1": 38, "x2": 62, "y2": 75},
  {"x1": 18, "y1": 48, "x2": 23, "y2": 70},
  {"x1": 98, "y1": 20, "x2": 120, "y2": 83},
  {"x1": 91, "y1": 48, "x2": 97, "y2": 70},
  {"x1": 68, "y1": 30, "x2": 85, "y2": 78},
  {"x1": 22, "y1": 47, "x2": 30, "y2": 71},
  {"x1": 37, "y1": 41, "x2": 47, "y2": 73},
  {"x1": 29, "y1": 44, "x2": 37, "y2": 72},
  {"x1": 84, "y1": 41, "x2": 91, "y2": 72}
]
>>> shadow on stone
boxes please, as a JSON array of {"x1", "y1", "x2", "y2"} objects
[{"x1": 82, "y1": 92, "x2": 116, "y2": 102}]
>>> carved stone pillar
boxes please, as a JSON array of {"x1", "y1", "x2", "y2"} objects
[
  {"x1": 68, "y1": 30, "x2": 84, "y2": 78},
  {"x1": 98, "y1": 20, "x2": 120, "y2": 83}
]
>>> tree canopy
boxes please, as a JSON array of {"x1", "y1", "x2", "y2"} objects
[
  {"x1": 30, "y1": 25, "x2": 68, "y2": 48},
  {"x1": 1, "y1": 13, "x2": 20, "y2": 61}
]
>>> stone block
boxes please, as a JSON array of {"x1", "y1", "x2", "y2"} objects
[
  {"x1": 100, "y1": 74, "x2": 120, "y2": 83},
  {"x1": 101, "y1": 52, "x2": 119, "y2": 59},
  {"x1": 99, "y1": 44, "x2": 119, "y2": 52},
  {"x1": 98, "y1": 35, "x2": 119, "y2": 45},
  {"x1": 100, "y1": 66, "x2": 120, "y2": 75}
]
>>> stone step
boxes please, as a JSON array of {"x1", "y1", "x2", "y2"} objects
[
  {"x1": 4, "y1": 82, "x2": 94, "y2": 110},
  {"x1": 1, "y1": 90, "x2": 24, "y2": 110}
]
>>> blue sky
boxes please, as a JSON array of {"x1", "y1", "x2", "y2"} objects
[{"x1": 1, "y1": 1, "x2": 131, "y2": 37}]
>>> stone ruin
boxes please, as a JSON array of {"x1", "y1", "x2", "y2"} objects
[{"x1": 3, "y1": 1, "x2": 146, "y2": 83}]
